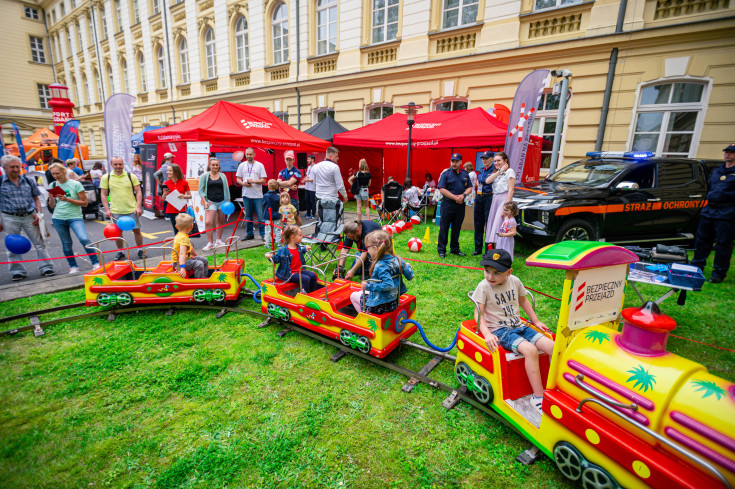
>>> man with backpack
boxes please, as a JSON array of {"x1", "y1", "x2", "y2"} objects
[
  {"x1": 0, "y1": 155, "x2": 55, "y2": 280},
  {"x1": 100, "y1": 157, "x2": 144, "y2": 260}
]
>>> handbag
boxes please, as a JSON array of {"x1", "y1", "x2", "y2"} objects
[{"x1": 350, "y1": 174, "x2": 360, "y2": 196}]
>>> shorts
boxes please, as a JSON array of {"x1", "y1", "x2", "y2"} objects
[
  {"x1": 112, "y1": 212, "x2": 141, "y2": 230},
  {"x1": 494, "y1": 326, "x2": 543, "y2": 354},
  {"x1": 206, "y1": 201, "x2": 226, "y2": 211}
]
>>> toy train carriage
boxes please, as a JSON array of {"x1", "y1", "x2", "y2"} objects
[
  {"x1": 260, "y1": 278, "x2": 417, "y2": 358},
  {"x1": 84, "y1": 259, "x2": 245, "y2": 306}
]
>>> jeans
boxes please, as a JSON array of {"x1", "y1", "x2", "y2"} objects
[
  {"x1": 473, "y1": 193, "x2": 493, "y2": 253},
  {"x1": 304, "y1": 190, "x2": 317, "y2": 216},
  {"x1": 52, "y1": 218, "x2": 99, "y2": 268},
  {"x1": 243, "y1": 197, "x2": 265, "y2": 238},
  {"x1": 437, "y1": 200, "x2": 465, "y2": 254},
  {"x1": 3, "y1": 213, "x2": 53, "y2": 275},
  {"x1": 287, "y1": 270, "x2": 319, "y2": 293}
]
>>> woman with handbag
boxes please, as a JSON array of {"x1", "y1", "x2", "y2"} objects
[{"x1": 348, "y1": 158, "x2": 372, "y2": 220}]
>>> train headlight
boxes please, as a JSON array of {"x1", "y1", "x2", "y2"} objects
[{"x1": 541, "y1": 211, "x2": 549, "y2": 225}]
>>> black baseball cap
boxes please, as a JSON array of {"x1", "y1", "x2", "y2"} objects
[
  {"x1": 480, "y1": 151, "x2": 493, "y2": 159},
  {"x1": 724, "y1": 144, "x2": 735, "y2": 152},
  {"x1": 480, "y1": 249, "x2": 513, "y2": 272}
]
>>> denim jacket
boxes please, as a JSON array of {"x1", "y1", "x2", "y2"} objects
[
  {"x1": 364, "y1": 255, "x2": 414, "y2": 307},
  {"x1": 271, "y1": 244, "x2": 309, "y2": 281},
  {"x1": 262, "y1": 190, "x2": 282, "y2": 222}
]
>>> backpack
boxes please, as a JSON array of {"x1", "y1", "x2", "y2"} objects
[{"x1": 102, "y1": 171, "x2": 136, "y2": 199}]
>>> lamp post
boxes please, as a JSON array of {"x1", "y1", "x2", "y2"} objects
[{"x1": 400, "y1": 102, "x2": 423, "y2": 181}]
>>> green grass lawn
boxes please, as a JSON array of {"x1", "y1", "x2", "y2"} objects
[{"x1": 1, "y1": 224, "x2": 733, "y2": 488}]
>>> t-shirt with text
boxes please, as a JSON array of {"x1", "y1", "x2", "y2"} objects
[{"x1": 471, "y1": 275, "x2": 528, "y2": 333}]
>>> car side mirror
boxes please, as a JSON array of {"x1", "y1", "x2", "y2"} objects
[{"x1": 615, "y1": 181, "x2": 639, "y2": 190}]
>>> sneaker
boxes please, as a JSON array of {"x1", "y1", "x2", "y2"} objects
[
  {"x1": 11, "y1": 274, "x2": 25, "y2": 282},
  {"x1": 202, "y1": 242, "x2": 214, "y2": 251},
  {"x1": 114, "y1": 252, "x2": 126, "y2": 261},
  {"x1": 215, "y1": 239, "x2": 226, "y2": 247},
  {"x1": 244, "y1": 235, "x2": 255, "y2": 240},
  {"x1": 137, "y1": 250, "x2": 145, "y2": 259},
  {"x1": 531, "y1": 394, "x2": 543, "y2": 414},
  {"x1": 68, "y1": 267, "x2": 79, "y2": 275},
  {"x1": 42, "y1": 269, "x2": 56, "y2": 277}
]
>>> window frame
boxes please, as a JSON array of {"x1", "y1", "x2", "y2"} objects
[
  {"x1": 627, "y1": 77, "x2": 711, "y2": 158},
  {"x1": 313, "y1": 107, "x2": 335, "y2": 124},
  {"x1": 76, "y1": 21, "x2": 83, "y2": 52},
  {"x1": 106, "y1": 64, "x2": 114, "y2": 95},
  {"x1": 100, "y1": 7, "x2": 108, "y2": 39},
  {"x1": 234, "y1": 16, "x2": 249, "y2": 73},
  {"x1": 533, "y1": 0, "x2": 583, "y2": 12},
  {"x1": 120, "y1": 58, "x2": 129, "y2": 93},
  {"x1": 137, "y1": 53, "x2": 148, "y2": 92},
  {"x1": 114, "y1": 0, "x2": 123, "y2": 33},
  {"x1": 151, "y1": 0, "x2": 161, "y2": 15},
  {"x1": 29, "y1": 35, "x2": 46, "y2": 63},
  {"x1": 365, "y1": 103, "x2": 394, "y2": 124},
  {"x1": 203, "y1": 27, "x2": 217, "y2": 79},
  {"x1": 82, "y1": 73, "x2": 90, "y2": 105},
  {"x1": 370, "y1": 0, "x2": 399, "y2": 44},
  {"x1": 432, "y1": 97, "x2": 469, "y2": 111},
  {"x1": 531, "y1": 90, "x2": 572, "y2": 170},
  {"x1": 441, "y1": 0, "x2": 480, "y2": 30},
  {"x1": 25, "y1": 6, "x2": 40, "y2": 20},
  {"x1": 132, "y1": 0, "x2": 140, "y2": 24},
  {"x1": 95, "y1": 68, "x2": 103, "y2": 102},
  {"x1": 274, "y1": 111, "x2": 289, "y2": 124},
  {"x1": 37, "y1": 84, "x2": 51, "y2": 109},
  {"x1": 178, "y1": 37, "x2": 190, "y2": 84},
  {"x1": 316, "y1": 0, "x2": 338, "y2": 56},
  {"x1": 271, "y1": 2, "x2": 289, "y2": 66},
  {"x1": 157, "y1": 45, "x2": 168, "y2": 89}
]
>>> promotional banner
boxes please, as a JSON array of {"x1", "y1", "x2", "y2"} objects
[
  {"x1": 104, "y1": 93, "x2": 136, "y2": 171},
  {"x1": 11, "y1": 123, "x2": 27, "y2": 169},
  {"x1": 186, "y1": 141, "x2": 210, "y2": 179},
  {"x1": 505, "y1": 69, "x2": 550, "y2": 179},
  {"x1": 57, "y1": 119, "x2": 80, "y2": 162},
  {"x1": 567, "y1": 264, "x2": 627, "y2": 330}
]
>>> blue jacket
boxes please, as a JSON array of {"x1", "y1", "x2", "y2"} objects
[
  {"x1": 364, "y1": 255, "x2": 414, "y2": 307},
  {"x1": 702, "y1": 164, "x2": 735, "y2": 220},
  {"x1": 262, "y1": 190, "x2": 282, "y2": 222},
  {"x1": 271, "y1": 244, "x2": 309, "y2": 281}
]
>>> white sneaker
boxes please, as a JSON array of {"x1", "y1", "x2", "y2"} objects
[
  {"x1": 531, "y1": 394, "x2": 543, "y2": 414},
  {"x1": 215, "y1": 239, "x2": 226, "y2": 247},
  {"x1": 68, "y1": 267, "x2": 79, "y2": 274},
  {"x1": 202, "y1": 242, "x2": 214, "y2": 251}
]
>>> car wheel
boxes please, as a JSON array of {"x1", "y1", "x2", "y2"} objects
[{"x1": 556, "y1": 219, "x2": 597, "y2": 242}]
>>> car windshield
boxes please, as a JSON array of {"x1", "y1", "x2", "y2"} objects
[{"x1": 546, "y1": 159, "x2": 629, "y2": 187}]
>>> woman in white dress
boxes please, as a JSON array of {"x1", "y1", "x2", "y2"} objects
[{"x1": 483, "y1": 151, "x2": 516, "y2": 248}]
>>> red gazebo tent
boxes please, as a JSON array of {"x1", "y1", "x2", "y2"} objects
[{"x1": 332, "y1": 108, "x2": 542, "y2": 195}]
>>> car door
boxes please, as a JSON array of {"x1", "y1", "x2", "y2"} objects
[
  {"x1": 651, "y1": 160, "x2": 706, "y2": 234},
  {"x1": 602, "y1": 162, "x2": 657, "y2": 238}
]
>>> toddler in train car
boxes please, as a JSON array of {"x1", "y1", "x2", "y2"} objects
[
  {"x1": 265, "y1": 225, "x2": 319, "y2": 293},
  {"x1": 172, "y1": 213, "x2": 209, "y2": 279},
  {"x1": 471, "y1": 249, "x2": 554, "y2": 414},
  {"x1": 350, "y1": 230, "x2": 414, "y2": 314}
]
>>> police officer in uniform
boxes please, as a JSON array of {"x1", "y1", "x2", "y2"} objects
[
  {"x1": 691, "y1": 143, "x2": 735, "y2": 283},
  {"x1": 472, "y1": 151, "x2": 495, "y2": 255},
  {"x1": 437, "y1": 153, "x2": 472, "y2": 258}
]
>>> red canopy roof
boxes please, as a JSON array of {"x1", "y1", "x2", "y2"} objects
[
  {"x1": 143, "y1": 101, "x2": 331, "y2": 152},
  {"x1": 333, "y1": 108, "x2": 512, "y2": 149}
]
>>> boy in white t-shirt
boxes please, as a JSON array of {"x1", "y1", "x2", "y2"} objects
[{"x1": 471, "y1": 249, "x2": 554, "y2": 413}]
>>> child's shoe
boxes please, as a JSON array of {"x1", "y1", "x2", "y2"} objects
[{"x1": 531, "y1": 394, "x2": 543, "y2": 414}]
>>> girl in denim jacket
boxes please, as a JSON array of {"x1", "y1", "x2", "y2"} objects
[
  {"x1": 265, "y1": 225, "x2": 319, "y2": 293},
  {"x1": 350, "y1": 229, "x2": 414, "y2": 314}
]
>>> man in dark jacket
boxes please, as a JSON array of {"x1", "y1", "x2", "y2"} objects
[{"x1": 691, "y1": 143, "x2": 735, "y2": 283}]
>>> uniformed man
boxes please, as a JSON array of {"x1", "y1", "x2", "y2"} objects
[
  {"x1": 691, "y1": 143, "x2": 735, "y2": 283},
  {"x1": 437, "y1": 153, "x2": 472, "y2": 258},
  {"x1": 472, "y1": 151, "x2": 495, "y2": 255}
]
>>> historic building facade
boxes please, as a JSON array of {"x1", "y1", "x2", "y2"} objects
[{"x1": 2, "y1": 0, "x2": 734, "y2": 166}]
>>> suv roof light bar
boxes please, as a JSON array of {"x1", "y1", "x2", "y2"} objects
[{"x1": 586, "y1": 151, "x2": 655, "y2": 159}]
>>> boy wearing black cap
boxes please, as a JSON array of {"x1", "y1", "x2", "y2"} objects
[{"x1": 471, "y1": 249, "x2": 554, "y2": 414}]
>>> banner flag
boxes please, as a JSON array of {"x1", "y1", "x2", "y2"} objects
[
  {"x1": 57, "y1": 119, "x2": 80, "y2": 162},
  {"x1": 104, "y1": 93, "x2": 136, "y2": 171},
  {"x1": 11, "y1": 123, "x2": 27, "y2": 169},
  {"x1": 504, "y1": 69, "x2": 550, "y2": 179}
]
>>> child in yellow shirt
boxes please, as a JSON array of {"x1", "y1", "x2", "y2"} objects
[{"x1": 172, "y1": 214, "x2": 209, "y2": 278}]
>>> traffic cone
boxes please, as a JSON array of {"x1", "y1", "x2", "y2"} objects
[{"x1": 423, "y1": 226, "x2": 431, "y2": 244}]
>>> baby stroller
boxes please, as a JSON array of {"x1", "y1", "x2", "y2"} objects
[{"x1": 81, "y1": 180, "x2": 103, "y2": 220}]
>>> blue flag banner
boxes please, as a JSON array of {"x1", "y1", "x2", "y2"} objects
[
  {"x1": 104, "y1": 93, "x2": 136, "y2": 171},
  {"x1": 57, "y1": 119, "x2": 80, "y2": 162},
  {"x1": 11, "y1": 123, "x2": 27, "y2": 169},
  {"x1": 0, "y1": 140, "x2": 5, "y2": 158},
  {"x1": 504, "y1": 69, "x2": 550, "y2": 179}
]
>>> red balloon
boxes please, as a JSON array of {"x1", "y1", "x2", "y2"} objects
[{"x1": 103, "y1": 223, "x2": 122, "y2": 239}]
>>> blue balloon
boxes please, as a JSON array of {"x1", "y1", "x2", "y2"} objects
[
  {"x1": 117, "y1": 216, "x2": 136, "y2": 231},
  {"x1": 221, "y1": 201, "x2": 235, "y2": 216},
  {"x1": 5, "y1": 234, "x2": 32, "y2": 255}
]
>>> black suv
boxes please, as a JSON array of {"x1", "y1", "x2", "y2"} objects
[{"x1": 514, "y1": 152, "x2": 722, "y2": 245}]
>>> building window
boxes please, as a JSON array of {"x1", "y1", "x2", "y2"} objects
[
  {"x1": 314, "y1": 107, "x2": 335, "y2": 123},
  {"x1": 531, "y1": 91, "x2": 571, "y2": 169},
  {"x1": 316, "y1": 0, "x2": 337, "y2": 56},
  {"x1": 71, "y1": 76, "x2": 80, "y2": 105},
  {"x1": 442, "y1": 0, "x2": 478, "y2": 29},
  {"x1": 371, "y1": 0, "x2": 398, "y2": 44},
  {"x1": 60, "y1": 2, "x2": 65, "y2": 16},
  {"x1": 37, "y1": 84, "x2": 51, "y2": 109},
  {"x1": 152, "y1": 0, "x2": 160, "y2": 15},
  {"x1": 86, "y1": 14, "x2": 93, "y2": 44},
  {"x1": 366, "y1": 104, "x2": 393, "y2": 124},
  {"x1": 66, "y1": 29, "x2": 73, "y2": 56},
  {"x1": 121, "y1": 58, "x2": 128, "y2": 93},
  {"x1": 157, "y1": 45, "x2": 167, "y2": 88},
  {"x1": 115, "y1": 0, "x2": 122, "y2": 32},
  {"x1": 76, "y1": 22, "x2": 83, "y2": 51},
  {"x1": 82, "y1": 73, "x2": 90, "y2": 105},
  {"x1": 100, "y1": 7, "x2": 108, "y2": 38},
  {"x1": 95, "y1": 69, "x2": 103, "y2": 102},
  {"x1": 30, "y1": 36, "x2": 46, "y2": 63},
  {"x1": 629, "y1": 80, "x2": 708, "y2": 157},
  {"x1": 275, "y1": 111, "x2": 289, "y2": 124},
  {"x1": 234, "y1": 17, "x2": 249, "y2": 72},
  {"x1": 88, "y1": 129, "x2": 97, "y2": 154},
  {"x1": 107, "y1": 64, "x2": 114, "y2": 94},
  {"x1": 204, "y1": 28, "x2": 217, "y2": 79},
  {"x1": 534, "y1": 0, "x2": 582, "y2": 11},
  {"x1": 132, "y1": 0, "x2": 140, "y2": 23},
  {"x1": 435, "y1": 98, "x2": 468, "y2": 111},
  {"x1": 25, "y1": 6, "x2": 40, "y2": 20},
  {"x1": 138, "y1": 53, "x2": 147, "y2": 92},
  {"x1": 272, "y1": 3, "x2": 289, "y2": 65},
  {"x1": 179, "y1": 38, "x2": 190, "y2": 84},
  {"x1": 54, "y1": 35, "x2": 61, "y2": 60},
  {"x1": 71, "y1": 0, "x2": 77, "y2": 8}
]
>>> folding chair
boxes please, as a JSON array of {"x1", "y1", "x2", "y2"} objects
[
  {"x1": 377, "y1": 182, "x2": 404, "y2": 226},
  {"x1": 302, "y1": 198, "x2": 344, "y2": 264},
  {"x1": 403, "y1": 188, "x2": 431, "y2": 222}
]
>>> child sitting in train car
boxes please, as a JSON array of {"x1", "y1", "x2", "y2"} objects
[
  {"x1": 172, "y1": 213, "x2": 209, "y2": 279},
  {"x1": 263, "y1": 179, "x2": 282, "y2": 248},
  {"x1": 278, "y1": 192, "x2": 302, "y2": 227},
  {"x1": 350, "y1": 229, "x2": 414, "y2": 314},
  {"x1": 472, "y1": 249, "x2": 553, "y2": 414},
  {"x1": 265, "y1": 225, "x2": 319, "y2": 293}
]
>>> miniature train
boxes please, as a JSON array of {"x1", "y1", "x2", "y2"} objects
[{"x1": 84, "y1": 238, "x2": 248, "y2": 306}]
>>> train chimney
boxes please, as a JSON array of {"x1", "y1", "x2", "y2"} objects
[{"x1": 619, "y1": 301, "x2": 676, "y2": 357}]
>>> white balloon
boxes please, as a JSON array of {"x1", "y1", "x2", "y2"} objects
[{"x1": 232, "y1": 151, "x2": 244, "y2": 162}]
